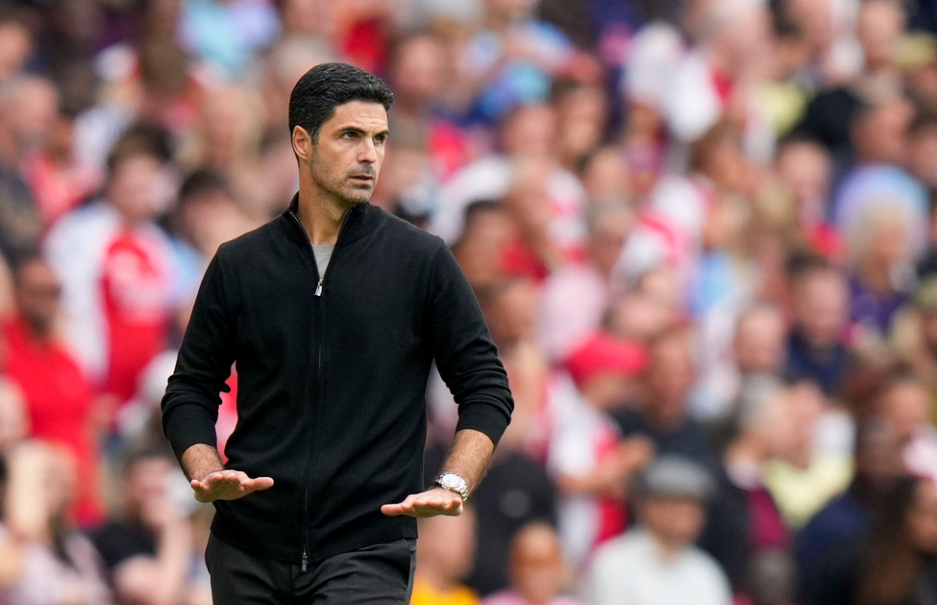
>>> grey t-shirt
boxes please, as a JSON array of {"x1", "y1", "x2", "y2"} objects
[{"x1": 313, "y1": 243, "x2": 335, "y2": 276}]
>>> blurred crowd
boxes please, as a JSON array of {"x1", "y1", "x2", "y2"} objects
[{"x1": 5, "y1": 0, "x2": 937, "y2": 604}]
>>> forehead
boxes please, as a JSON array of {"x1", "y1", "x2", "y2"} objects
[{"x1": 323, "y1": 100, "x2": 388, "y2": 131}]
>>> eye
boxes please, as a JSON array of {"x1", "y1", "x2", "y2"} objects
[
  {"x1": 375, "y1": 134, "x2": 387, "y2": 145},
  {"x1": 342, "y1": 131, "x2": 357, "y2": 139}
]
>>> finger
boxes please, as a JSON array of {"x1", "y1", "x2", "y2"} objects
[
  {"x1": 381, "y1": 503, "x2": 404, "y2": 517},
  {"x1": 243, "y1": 477, "x2": 275, "y2": 491}
]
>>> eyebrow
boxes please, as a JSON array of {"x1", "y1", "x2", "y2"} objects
[{"x1": 337, "y1": 126, "x2": 390, "y2": 138}]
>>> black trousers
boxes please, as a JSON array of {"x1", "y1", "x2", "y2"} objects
[{"x1": 205, "y1": 534, "x2": 417, "y2": 604}]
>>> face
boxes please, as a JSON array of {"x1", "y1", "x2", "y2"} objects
[
  {"x1": 107, "y1": 154, "x2": 172, "y2": 224},
  {"x1": 502, "y1": 104, "x2": 557, "y2": 157},
  {"x1": 880, "y1": 382, "x2": 932, "y2": 441},
  {"x1": 15, "y1": 260, "x2": 62, "y2": 335},
  {"x1": 867, "y1": 216, "x2": 910, "y2": 270},
  {"x1": 296, "y1": 101, "x2": 389, "y2": 206},
  {"x1": 0, "y1": 21, "x2": 32, "y2": 81},
  {"x1": 123, "y1": 457, "x2": 176, "y2": 516},
  {"x1": 393, "y1": 36, "x2": 446, "y2": 107},
  {"x1": 6, "y1": 78, "x2": 58, "y2": 155},
  {"x1": 589, "y1": 208, "x2": 632, "y2": 276},
  {"x1": 642, "y1": 496, "x2": 706, "y2": 549},
  {"x1": 854, "y1": 423, "x2": 904, "y2": 488},
  {"x1": 793, "y1": 271, "x2": 848, "y2": 348},
  {"x1": 855, "y1": 100, "x2": 913, "y2": 165},
  {"x1": 776, "y1": 142, "x2": 831, "y2": 206},
  {"x1": 417, "y1": 507, "x2": 476, "y2": 583},
  {"x1": 453, "y1": 207, "x2": 513, "y2": 288},
  {"x1": 485, "y1": 280, "x2": 539, "y2": 346},
  {"x1": 510, "y1": 525, "x2": 568, "y2": 605},
  {"x1": 857, "y1": 1, "x2": 904, "y2": 70},
  {"x1": 646, "y1": 333, "x2": 695, "y2": 419},
  {"x1": 582, "y1": 148, "x2": 632, "y2": 204},
  {"x1": 734, "y1": 308, "x2": 787, "y2": 375}
]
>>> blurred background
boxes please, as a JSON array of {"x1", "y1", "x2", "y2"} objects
[{"x1": 3, "y1": 0, "x2": 937, "y2": 603}]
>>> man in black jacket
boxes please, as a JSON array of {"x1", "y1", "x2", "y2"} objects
[{"x1": 161, "y1": 62, "x2": 514, "y2": 604}]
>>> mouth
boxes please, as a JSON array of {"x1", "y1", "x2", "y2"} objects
[{"x1": 349, "y1": 175, "x2": 374, "y2": 184}]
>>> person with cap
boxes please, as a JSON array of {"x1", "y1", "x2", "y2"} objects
[
  {"x1": 545, "y1": 331, "x2": 653, "y2": 569},
  {"x1": 584, "y1": 455, "x2": 732, "y2": 605}
]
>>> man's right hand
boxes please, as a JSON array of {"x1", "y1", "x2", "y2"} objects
[{"x1": 190, "y1": 470, "x2": 274, "y2": 503}]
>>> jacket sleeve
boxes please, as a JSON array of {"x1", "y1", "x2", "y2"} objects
[
  {"x1": 161, "y1": 250, "x2": 236, "y2": 460},
  {"x1": 425, "y1": 243, "x2": 513, "y2": 445}
]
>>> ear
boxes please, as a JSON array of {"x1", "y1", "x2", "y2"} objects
[{"x1": 292, "y1": 126, "x2": 312, "y2": 162}]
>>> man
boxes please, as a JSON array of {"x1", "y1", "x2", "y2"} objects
[
  {"x1": 89, "y1": 447, "x2": 194, "y2": 605},
  {"x1": 585, "y1": 456, "x2": 732, "y2": 605},
  {"x1": 2, "y1": 255, "x2": 102, "y2": 525},
  {"x1": 45, "y1": 123, "x2": 180, "y2": 409},
  {"x1": 161, "y1": 62, "x2": 514, "y2": 603},
  {"x1": 784, "y1": 256, "x2": 850, "y2": 398}
]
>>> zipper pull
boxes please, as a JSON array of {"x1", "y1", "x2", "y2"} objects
[
  {"x1": 315, "y1": 279, "x2": 323, "y2": 297},
  {"x1": 301, "y1": 550, "x2": 308, "y2": 572}
]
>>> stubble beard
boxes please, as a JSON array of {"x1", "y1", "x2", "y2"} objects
[{"x1": 310, "y1": 162, "x2": 374, "y2": 206}]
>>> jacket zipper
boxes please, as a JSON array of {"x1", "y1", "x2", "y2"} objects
[{"x1": 286, "y1": 206, "x2": 353, "y2": 572}]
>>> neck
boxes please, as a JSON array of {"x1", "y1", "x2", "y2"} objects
[{"x1": 297, "y1": 184, "x2": 354, "y2": 245}]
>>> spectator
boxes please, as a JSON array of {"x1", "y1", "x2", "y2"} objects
[
  {"x1": 699, "y1": 378, "x2": 793, "y2": 590},
  {"x1": 876, "y1": 374, "x2": 937, "y2": 483},
  {"x1": 539, "y1": 202, "x2": 633, "y2": 362},
  {"x1": 411, "y1": 508, "x2": 480, "y2": 605},
  {"x1": 845, "y1": 204, "x2": 916, "y2": 343},
  {"x1": 770, "y1": 137, "x2": 840, "y2": 259},
  {"x1": 612, "y1": 326, "x2": 719, "y2": 470},
  {"x1": 585, "y1": 455, "x2": 732, "y2": 605},
  {"x1": 432, "y1": 102, "x2": 587, "y2": 256},
  {"x1": 89, "y1": 447, "x2": 195, "y2": 605},
  {"x1": 891, "y1": 277, "x2": 937, "y2": 394},
  {"x1": 449, "y1": 200, "x2": 513, "y2": 291},
  {"x1": 1, "y1": 440, "x2": 112, "y2": 605},
  {"x1": 22, "y1": 107, "x2": 102, "y2": 228},
  {"x1": 810, "y1": 475, "x2": 937, "y2": 605},
  {"x1": 1, "y1": 255, "x2": 103, "y2": 527},
  {"x1": 482, "y1": 522, "x2": 583, "y2": 605},
  {"x1": 797, "y1": 417, "x2": 906, "y2": 605},
  {"x1": 784, "y1": 256, "x2": 850, "y2": 397},
  {"x1": 424, "y1": 419, "x2": 558, "y2": 597},
  {"x1": 0, "y1": 75, "x2": 57, "y2": 263},
  {"x1": 547, "y1": 331, "x2": 651, "y2": 568},
  {"x1": 45, "y1": 125, "x2": 182, "y2": 413}
]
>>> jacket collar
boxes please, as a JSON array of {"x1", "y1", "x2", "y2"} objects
[{"x1": 280, "y1": 192, "x2": 381, "y2": 246}]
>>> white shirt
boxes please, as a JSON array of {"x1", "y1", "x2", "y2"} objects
[{"x1": 585, "y1": 529, "x2": 732, "y2": 605}]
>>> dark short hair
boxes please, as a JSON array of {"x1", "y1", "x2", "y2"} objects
[
  {"x1": 288, "y1": 62, "x2": 394, "y2": 141},
  {"x1": 106, "y1": 122, "x2": 174, "y2": 174}
]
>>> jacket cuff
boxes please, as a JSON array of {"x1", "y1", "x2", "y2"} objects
[
  {"x1": 455, "y1": 401, "x2": 511, "y2": 447},
  {"x1": 162, "y1": 403, "x2": 219, "y2": 461}
]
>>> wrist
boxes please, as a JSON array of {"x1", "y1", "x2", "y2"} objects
[{"x1": 435, "y1": 473, "x2": 469, "y2": 503}]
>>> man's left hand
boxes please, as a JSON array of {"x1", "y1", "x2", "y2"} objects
[{"x1": 380, "y1": 487, "x2": 463, "y2": 518}]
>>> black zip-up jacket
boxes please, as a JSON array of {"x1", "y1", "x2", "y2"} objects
[{"x1": 161, "y1": 196, "x2": 513, "y2": 565}]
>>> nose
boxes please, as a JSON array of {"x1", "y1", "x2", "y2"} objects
[{"x1": 358, "y1": 138, "x2": 378, "y2": 164}]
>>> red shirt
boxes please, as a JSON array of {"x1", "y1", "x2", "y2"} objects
[
  {"x1": 100, "y1": 230, "x2": 173, "y2": 403},
  {"x1": 3, "y1": 317, "x2": 103, "y2": 526}
]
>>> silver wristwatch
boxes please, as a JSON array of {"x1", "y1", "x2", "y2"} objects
[{"x1": 435, "y1": 473, "x2": 469, "y2": 503}]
